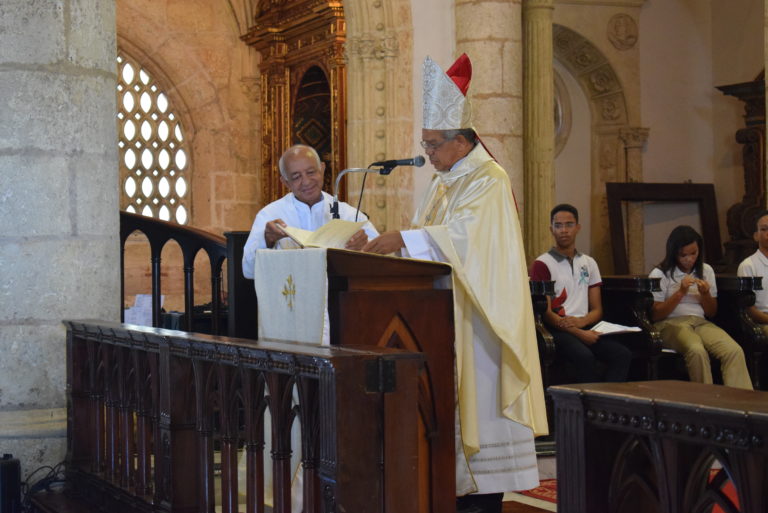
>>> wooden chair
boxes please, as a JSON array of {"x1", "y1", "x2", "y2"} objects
[
  {"x1": 714, "y1": 275, "x2": 768, "y2": 389},
  {"x1": 600, "y1": 274, "x2": 767, "y2": 389},
  {"x1": 601, "y1": 276, "x2": 665, "y2": 381},
  {"x1": 531, "y1": 276, "x2": 664, "y2": 438},
  {"x1": 531, "y1": 276, "x2": 663, "y2": 401},
  {"x1": 529, "y1": 280, "x2": 557, "y2": 429}
]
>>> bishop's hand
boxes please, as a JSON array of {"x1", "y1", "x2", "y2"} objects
[
  {"x1": 344, "y1": 229, "x2": 368, "y2": 251},
  {"x1": 362, "y1": 231, "x2": 405, "y2": 255}
]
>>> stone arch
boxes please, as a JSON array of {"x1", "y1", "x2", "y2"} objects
[
  {"x1": 553, "y1": 24, "x2": 647, "y2": 273},
  {"x1": 117, "y1": 1, "x2": 257, "y2": 232},
  {"x1": 343, "y1": 0, "x2": 414, "y2": 231}
]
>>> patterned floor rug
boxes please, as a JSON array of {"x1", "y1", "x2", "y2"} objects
[
  {"x1": 517, "y1": 470, "x2": 738, "y2": 512},
  {"x1": 520, "y1": 479, "x2": 556, "y2": 503}
]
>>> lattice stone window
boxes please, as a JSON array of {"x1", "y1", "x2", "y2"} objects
[{"x1": 117, "y1": 52, "x2": 190, "y2": 224}]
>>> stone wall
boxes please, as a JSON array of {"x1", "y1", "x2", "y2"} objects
[
  {"x1": 117, "y1": 0, "x2": 260, "y2": 235},
  {"x1": 117, "y1": 0, "x2": 259, "y2": 310},
  {"x1": 0, "y1": 0, "x2": 118, "y2": 476}
]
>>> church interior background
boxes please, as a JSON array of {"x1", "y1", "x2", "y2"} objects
[{"x1": 0, "y1": 0, "x2": 765, "y2": 490}]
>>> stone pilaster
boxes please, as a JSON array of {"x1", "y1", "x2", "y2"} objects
[
  {"x1": 522, "y1": 0, "x2": 556, "y2": 263},
  {"x1": 345, "y1": 0, "x2": 414, "y2": 232},
  {"x1": 620, "y1": 127, "x2": 650, "y2": 274},
  {"x1": 0, "y1": 0, "x2": 119, "y2": 475},
  {"x1": 455, "y1": 0, "x2": 526, "y2": 219}
]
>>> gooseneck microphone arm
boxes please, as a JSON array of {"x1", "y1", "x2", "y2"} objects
[
  {"x1": 331, "y1": 168, "x2": 376, "y2": 219},
  {"x1": 331, "y1": 156, "x2": 426, "y2": 219}
]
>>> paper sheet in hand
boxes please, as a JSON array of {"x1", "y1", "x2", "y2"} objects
[
  {"x1": 592, "y1": 320, "x2": 642, "y2": 335},
  {"x1": 282, "y1": 219, "x2": 365, "y2": 249}
]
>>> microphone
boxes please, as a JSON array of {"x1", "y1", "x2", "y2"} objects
[
  {"x1": 369, "y1": 155, "x2": 426, "y2": 169},
  {"x1": 332, "y1": 168, "x2": 377, "y2": 219},
  {"x1": 331, "y1": 158, "x2": 422, "y2": 219}
]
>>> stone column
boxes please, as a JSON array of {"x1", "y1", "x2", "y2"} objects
[
  {"x1": 455, "y1": 0, "x2": 526, "y2": 221},
  {"x1": 522, "y1": 0, "x2": 555, "y2": 263},
  {"x1": 0, "y1": 0, "x2": 119, "y2": 474},
  {"x1": 620, "y1": 127, "x2": 650, "y2": 274}
]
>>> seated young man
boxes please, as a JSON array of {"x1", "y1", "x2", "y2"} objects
[
  {"x1": 529, "y1": 203, "x2": 632, "y2": 383},
  {"x1": 737, "y1": 209, "x2": 768, "y2": 333}
]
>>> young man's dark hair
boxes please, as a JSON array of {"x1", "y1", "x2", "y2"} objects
[
  {"x1": 550, "y1": 203, "x2": 579, "y2": 223},
  {"x1": 753, "y1": 209, "x2": 768, "y2": 231}
]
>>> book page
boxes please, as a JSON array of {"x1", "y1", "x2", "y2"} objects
[
  {"x1": 283, "y1": 220, "x2": 365, "y2": 249},
  {"x1": 592, "y1": 320, "x2": 642, "y2": 335},
  {"x1": 280, "y1": 226, "x2": 314, "y2": 248}
]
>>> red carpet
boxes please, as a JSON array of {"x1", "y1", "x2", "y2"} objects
[
  {"x1": 520, "y1": 479, "x2": 556, "y2": 503},
  {"x1": 520, "y1": 470, "x2": 738, "y2": 510}
]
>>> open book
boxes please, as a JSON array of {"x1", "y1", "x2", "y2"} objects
[
  {"x1": 592, "y1": 320, "x2": 642, "y2": 335},
  {"x1": 280, "y1": 219, "x2": 366, "y2": 249}
]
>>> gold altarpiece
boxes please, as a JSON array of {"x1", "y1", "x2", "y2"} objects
[{"x1": 242, "y1": 0, "x2": 347, "y2": 204}]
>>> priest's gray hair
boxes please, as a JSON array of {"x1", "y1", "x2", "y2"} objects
[
  {"x1": 442, "y1": 128, "x2": 478, "y2": 145},
  {"x1": 278, "y1": 144, "x2": 322, "y2": 179}
]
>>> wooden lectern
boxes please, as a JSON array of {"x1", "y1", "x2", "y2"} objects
[{"x1": 324, "y1": 249, "x2": 456, "y2": 513}]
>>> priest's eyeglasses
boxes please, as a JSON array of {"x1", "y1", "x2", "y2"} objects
[
  {"x1": 420, "y1": 139, "x2": 449, "y2": 151},
  {"x1": 552, "y1": 222, "x2": 577, "y2": 230}
]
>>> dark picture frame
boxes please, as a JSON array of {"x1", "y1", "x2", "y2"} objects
[{"x1": 605, "y1": 182, "x2": 722, "y2": 274}]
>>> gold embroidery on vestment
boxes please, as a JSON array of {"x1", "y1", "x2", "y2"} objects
[{"x1": 282, "y1": 274, "x2": 296, "y2": 311}]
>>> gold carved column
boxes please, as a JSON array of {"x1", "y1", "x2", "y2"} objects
[
  {"x1": 523, "y1": 0, "x2": 555, "y2": 263},
  {"x1": 243, "y1": 1, "x2": 347, "y2": 205}
]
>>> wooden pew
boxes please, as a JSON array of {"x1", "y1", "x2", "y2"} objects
[
  {"x1": 551, "y1": 380, "x2": 768, "y2": 513},
  {"x1": 530, "y1": 280, "x2": 557, "y2": 436},
  {"x1": 714, "y1": 275, "x2": 768, "y2": 389},
  {"x1": 600, "y1": 274, "x2": 767, "y2": 388},
  {"x1": 601, "y1": 276, "x2": 664, "y2": 380}
]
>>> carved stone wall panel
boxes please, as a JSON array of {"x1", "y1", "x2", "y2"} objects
[
  {"x1": 586, "y1": 64, "x2": 621, "y2": 96},
  {"x1": 619, "y1": 127, "x2": 650, "y2": 273},
  {"x1": 554, "y1": 23, "x2": 639, "y2": 271},
  {"x1": 591, "y1": 130, "x2": 622, "y2": 272},
  {"x1": 607, "y1": 13, "x2": 638, "y2": 51},
  {"x1": 344, "y1": 0, "x2": 414, "y2": 232}
]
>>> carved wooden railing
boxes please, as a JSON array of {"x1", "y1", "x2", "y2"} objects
[
  {"x1": 552, "y1": 380, "x2": 768, "y2": 513},
  {"x1": 120, "y1": 211, "x2": 228, "y2": 333},
  {"x1": 56, "y1": 320, "x2": 422, "y2": 513},
  {"x1": 120, "y1": 212, "x2": 257, "y2": 339}
]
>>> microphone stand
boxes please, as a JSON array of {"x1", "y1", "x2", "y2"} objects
[{"x1": 331, "y1": 166, "x2": 394, "y2": 219}]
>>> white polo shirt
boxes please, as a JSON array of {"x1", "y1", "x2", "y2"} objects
[
  {"x1": 530, "y1": 249, "x2": 602, "y2": 318},
  {"x1": 737, "y1": 249, "x2": 768, "y2": 313},
  {"x1": 649, "y1": 263, "x2": 717, "y2": 319}
]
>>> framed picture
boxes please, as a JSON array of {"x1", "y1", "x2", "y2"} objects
[{"x1": 605, "y1": 182, "x2": 722, "y2": 274}]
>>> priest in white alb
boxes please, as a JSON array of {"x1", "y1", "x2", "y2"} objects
[
  {"x1": 363, "y1": 54, "x2": 548, "y2": 513},
  {"x1": 242, "y1": 144, "x2": 378, "y2": 279}
]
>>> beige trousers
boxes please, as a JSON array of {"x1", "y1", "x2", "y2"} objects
[{"x1": 654, "y1": 315, "x2": 753, "y2": 389}]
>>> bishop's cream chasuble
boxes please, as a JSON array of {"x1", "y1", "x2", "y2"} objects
[{"x1": 410, "y1": 144, "x2": 549, "y2": 494}]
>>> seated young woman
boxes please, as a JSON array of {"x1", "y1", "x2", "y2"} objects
[{"x1": 649, "y1": 225, "x2": 752, "y2": 389}]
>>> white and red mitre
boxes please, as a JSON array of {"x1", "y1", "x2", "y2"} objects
[{"x1": 422, "y1": 53, "x2": 474, "y2": 130}]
